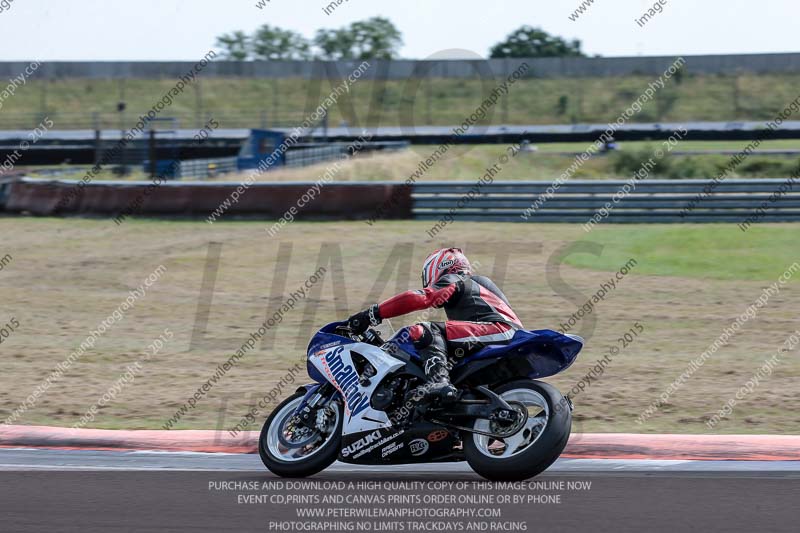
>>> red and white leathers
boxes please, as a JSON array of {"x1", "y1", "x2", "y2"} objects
[
  {"x1": 347, "y1": 249, "x2": 522, "y2": 401},
  {"x1": 379, "y1": 272, "x2": 523, "y2": 359}
]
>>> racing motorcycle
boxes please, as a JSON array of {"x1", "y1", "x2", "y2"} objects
[{"x1": 259, "y1": 321, "x2": 583, "y2": 481}]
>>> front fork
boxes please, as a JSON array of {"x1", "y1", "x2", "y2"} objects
[{"x1": 292, "y1": 383, "x2": 337, "y2": 431}]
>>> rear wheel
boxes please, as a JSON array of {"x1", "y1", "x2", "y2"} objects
[
  {"x1": 259, "y1": 392, "x2": 343, "y2": 478},
  {"x1": 463, "y1": 379, "x2": 571, "y2": 481}
]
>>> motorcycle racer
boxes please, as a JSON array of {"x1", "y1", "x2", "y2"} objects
[{"x1": 348, "y1": 248, "x2": 523, "y2": 403}]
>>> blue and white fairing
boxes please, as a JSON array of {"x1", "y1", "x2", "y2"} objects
[
  {"x1": 385, "y1": 326, "x2": 584, "y2": 381},
  {"x1": 307, "y1": 322, "x2": 404, "y2": 435},
  {"x1": 455, "y1": 329, "x2": 584, "y2": 379},
  {"x1": 306, "y1": 321, "x2": 584, "y2": 434}
]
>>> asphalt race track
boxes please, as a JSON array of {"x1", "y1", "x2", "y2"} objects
[
  {"x1": 3, "y1": 448, "x2": 800, "y2": 473},
  {"x1": 1, "y1": 449, "x2": 799, "y2": 532}
]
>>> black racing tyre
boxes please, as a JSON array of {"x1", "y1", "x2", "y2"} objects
[
  {"x1": 463, "y1": 379, "x2": 571, "y2": 481},
  {"x1": 259, "y1": 392, "x2": 343, "y2": 478}
]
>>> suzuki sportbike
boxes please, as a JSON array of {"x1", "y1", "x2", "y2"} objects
[{"x1": 259, "y1": 321, "x2": 583, "y2": 481}]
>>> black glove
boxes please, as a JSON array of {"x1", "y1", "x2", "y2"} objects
[{"x1": 347, "y1": 304, "x2": 382, "y2": 335}]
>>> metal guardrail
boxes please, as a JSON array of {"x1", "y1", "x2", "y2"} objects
[
  {"x1": 285, "y1": 145, "x2": 347, "y2": 168},
  {"x1": 413, "y1": 179, "x2": 800, "y2": 223},
  {"x1": 3, "y1": 177, "x2": 798, "y2": 223},
  {"x1": 177, "y1": 157, "x2": 238, "y2": 179}
]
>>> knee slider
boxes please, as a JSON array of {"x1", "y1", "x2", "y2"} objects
[{"x1": 410, "y1": 323, "x2": 434, "y2": 349}]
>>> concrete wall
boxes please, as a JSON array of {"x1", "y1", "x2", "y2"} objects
[
  {"x1": 4, "y1": 53, "x2": 800, "y2": 81},
  {"x1": 3, "y1": 179, "x2": 413, "y2": 220}
]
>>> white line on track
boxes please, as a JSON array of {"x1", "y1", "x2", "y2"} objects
[{"x1": 1, "y1": 448, "x2": 800, "y2": 473}]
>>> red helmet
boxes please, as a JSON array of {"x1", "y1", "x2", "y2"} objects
[{"x1": 421, "y1": 248, "x2": 471, "y2": 288}]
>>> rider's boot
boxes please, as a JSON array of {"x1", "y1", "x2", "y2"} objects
[{"x1": 420, "y1": 355, "x2": 458, "y2": 404}]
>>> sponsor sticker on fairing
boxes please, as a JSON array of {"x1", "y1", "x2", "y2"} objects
[
  {"x1": 409, "y1": 438, "x2": 429, "y2": 456},
  {"x1": 381, "y1": 441, "x2": 404, "y2": 458},
  {"x1": 427, "y1": 429, "x2": 449, "y2": 443},
  {"x1": 319, "y1": 346, "x2": 370, "y2": 419},
  {"x1": 352, "y1": 430, "x2": 404, "y2": 459},
  {"x1": 319, "y1": 341, "x2": 342, "y2": 350},
  {"x1": 341, "y1": 429, "x2": 382, "y2": 458}
]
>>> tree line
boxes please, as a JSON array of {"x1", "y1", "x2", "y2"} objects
[{"x1": 215, "y1": 18, "x2": 584, "y2": 61}]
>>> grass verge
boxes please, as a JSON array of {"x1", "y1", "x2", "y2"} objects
[{"x1": 0, "y1": 218, "x2": 797, "y2": 434}]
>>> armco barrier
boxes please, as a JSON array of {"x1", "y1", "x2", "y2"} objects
[
  {"x1": 2, "y1": 178, "x2": 412, "y2": 219},
  {"x1": 3, "y1": 178, "x2": 799, "y2": 223},
  {"x1": 413, "y1": 179, "x2": 800, "y2": 223}
]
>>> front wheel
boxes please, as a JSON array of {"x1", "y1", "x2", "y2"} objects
[
  {"x1": 463, "y1": 379, "x2": 571, "y2": 481},
  {"x1": 259, "y1": 392, "x2": 343, "y2": 477}
]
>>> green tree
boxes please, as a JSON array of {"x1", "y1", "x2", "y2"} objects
[
  {"x1": 252, "y1": 25, "x2": 311, "y2": 60},
  {"x1": 215, "y1": 31, "x2": 251, "y2": 61},
  {"x1": 216, "y1": 17, "x2": 402, "y2": 61},
  {"x1": 490, "y1": 26, "x2": 584, "y2": 58},
  {"x1": 349, "y1": 17, "x2": 402, "y2": 60},
  {"x1": 314, "y1": 28, "x2": 357, "y2": 60}
]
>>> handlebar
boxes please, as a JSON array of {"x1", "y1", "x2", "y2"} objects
[
  {"x1": 334, "y1": 325, "x2": 385, "y2": 346},
  {"x1": 362, "y1": 328, "x2": 385, "y2": 346}
]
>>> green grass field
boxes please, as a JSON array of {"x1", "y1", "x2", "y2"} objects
[
  {"x1": 0, "y1": 218, "x2": 797, "y2": 434},
  {"x1": 5, "y1": 73, "x2": 800, "y2": 130},
  {"x1": 565, "y1": 225, "x2": 800, "y2": 280}
]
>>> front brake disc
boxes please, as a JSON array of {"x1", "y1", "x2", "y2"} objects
[{"x1": 277, "y1": 413, "x2": 319, "y2": 449}]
